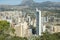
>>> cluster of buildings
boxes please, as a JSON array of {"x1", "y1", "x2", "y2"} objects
[
  {"x1": 0, "y1": 9, "x2": 60, "y2": 37},
  {"x1": 0, "y1": 11, "x2": 36, "y2": 37}
]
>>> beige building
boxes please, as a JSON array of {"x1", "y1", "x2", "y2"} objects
[
  {"x1": 14, "y1": 21, "x2": 32, "y2": 37},
  {"x1": 53, "y1": 24, "x2": 60, "y2": 33}
]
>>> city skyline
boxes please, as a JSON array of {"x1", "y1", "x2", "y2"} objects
[{"x1": 0, "y1": 0, "x2": 60, "y2": 5}]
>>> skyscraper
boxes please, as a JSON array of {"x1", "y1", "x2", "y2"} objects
[{"x1": 36, "y1": 8, "x2": 42, "y2": 35}]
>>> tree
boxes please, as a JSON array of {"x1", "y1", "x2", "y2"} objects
[
  {"x1": 40, "y1": 32, "x2": 60, "y2": 40},
  {"x1": 0, "y1": 20, "x2": 28, "y2": 40},
  {"x1": 0, "y1": 20, "x2": 10, "y2": 34}
]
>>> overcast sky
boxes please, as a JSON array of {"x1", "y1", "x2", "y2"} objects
[{"x1": 0, "y1": 0, "x2": 60, "y2": 5}]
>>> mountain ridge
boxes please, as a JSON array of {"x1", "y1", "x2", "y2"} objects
[{"x1": 0, "y1": 1, "x2": 60, "y2": 11}]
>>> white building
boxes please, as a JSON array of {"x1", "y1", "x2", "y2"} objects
[
  {"x1": 36, "y1": 8, "x2": 42, "y2": 35},
  {"x1": 36, "y1": 8, "x2": 46, "y2": 35}
]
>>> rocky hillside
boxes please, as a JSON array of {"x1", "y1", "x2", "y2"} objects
[{"x1": 0, "y1": 0, "x2": 60, "y2": 11}]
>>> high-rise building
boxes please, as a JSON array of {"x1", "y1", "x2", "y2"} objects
[{"x1": 36, "y1": 8, "x2": 42, "y2": 35}]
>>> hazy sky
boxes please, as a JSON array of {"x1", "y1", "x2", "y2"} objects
[{"x1": 0, "y1": 0, "x2": 60, "y2": 5}]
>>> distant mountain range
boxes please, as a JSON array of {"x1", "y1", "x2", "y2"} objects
[
  {"x1": 0, "y1": 0, "x2": 60, "y2": 11},
  {"x1": 20, "y1": 0, "x2": 34, "y2": 6},
  {"x1": 20, "y1": 0, "x2": 60, "y2": 7},
  {"x1": 19, "y1": 0, "x2": 60, "y2": 10}
]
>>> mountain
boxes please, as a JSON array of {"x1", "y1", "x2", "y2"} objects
[
  {"x1": 0, "y1": 1, "x2": 60, "y2": 11},
  {"x1": 40, "y1": 1, "x2": 60, "y2": 7},
  {"x1": 20, "y1": 1, "x2": 60, "y2": 7},
  {"x1": 20, "y1": 0, "x2": 34, "y2": 6},
  {"x1": 39, "y1": 1, "x2": 60, "y2": 10},
  {"x1": 18, "y1": 1, "x2": 60, "y2": 10}
]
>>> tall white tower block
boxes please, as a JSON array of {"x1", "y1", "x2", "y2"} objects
[{"x1": 36, "y1": 8, "x2": 42, "y2": 35}]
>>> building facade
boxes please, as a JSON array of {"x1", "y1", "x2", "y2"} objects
[{"x1": 36, "y1": 9, "x2": 42, "y2": 35}]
